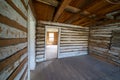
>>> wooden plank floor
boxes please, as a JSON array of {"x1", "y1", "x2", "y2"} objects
[{"x1": 31, "y1": 55, "x2": 120, "y2": 80}]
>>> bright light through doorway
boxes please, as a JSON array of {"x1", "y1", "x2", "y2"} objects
[{"x1": 49, "y1": 33, "x2": 54, "y2": 42}]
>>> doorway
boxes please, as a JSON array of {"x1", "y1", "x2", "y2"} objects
[{"x1": 45, "y1": 27, "x2": 59, "y2": 60}]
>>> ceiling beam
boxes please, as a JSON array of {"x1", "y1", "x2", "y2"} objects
[
  {"x1": 36, "y1": 0, "x2": 59, "y2": 7},
  {"x1": 65, "y1": 5, "x2": 80, "y2": 13},
  {"x1": 53, "y1": 0, "x2": 72, "y2": 22}
]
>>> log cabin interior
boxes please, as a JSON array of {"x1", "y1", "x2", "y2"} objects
[{"x1": 0, "y1": 0, "x2": 120, "y2": 80}]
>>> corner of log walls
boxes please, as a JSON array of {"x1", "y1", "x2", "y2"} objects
[
  {"x1": 0, "y1": 0, "x2": 33, "y2": 80},
  {"x1": 89, "y1": 23, "x2": 120, "y2": 66}
]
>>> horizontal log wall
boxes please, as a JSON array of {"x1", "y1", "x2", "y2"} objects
[
  {"x1": 60, "y1": 27, "x2": 89, "y2": 58},
  {"x1": 89, "y1": 23, "x2": 120, "y2": 66},
  {"x1": 36, "y1": 23, "x2": 89, "y2": 62},
  {"x1": 0, "y1": 0, "x2": 33, "y2": 80},
  {"x1": 36, "y1": 24, "x2": 45, "y2": 62}
]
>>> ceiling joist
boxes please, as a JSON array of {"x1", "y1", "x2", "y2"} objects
[
  {"x1": 72, "y1": 2, "x2": 120, "y2": 26},
  {"x1": 33, "y1": 0, "x2": 120, "y2": 27},
  {"x1": 65, "y1": 5, "x2": 80, "y2": 13},
  {"x1": 53, "y1": 0, "x2": 72, "y2": 22},
  {"x1": 64, "y1": 0, "x2": 98, "y2": 24},
  {"x1": 36, "y1": 0, "x2": 59, "y2": 7}
]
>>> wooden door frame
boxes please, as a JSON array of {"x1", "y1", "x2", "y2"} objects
[{"x1": 45, "y1": 26, "x2": 61, "y2": 60}]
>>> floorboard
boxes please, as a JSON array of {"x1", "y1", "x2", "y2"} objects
[{"x1": 31, "y1": 55, "x2": 120, "y2": 80}]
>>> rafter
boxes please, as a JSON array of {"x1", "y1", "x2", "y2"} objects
[
  {"x1": 53, "y1": 0, "x2": 72, "y2": 22},
  {"x1": 85, "y1": 0, "x2": 109, "y2": 13},
  {"x1": 65, "y1": 5, "x2": 80, "y2": 13},
  {"x1": 64, "y1": 0, "x2": 99, "y2": 24},
  {"x1": 36, "y1": 0, "x2": 59, "y2": 7},
  {"x1": 80, "y1": 4, "x2": 120, "y2": 27},
  {"x1": 72, "y1": 1, "x2": 120, "y2": 26},
  {"x1": 66, "y1": 0, "x2": 118, "y2": 26}
]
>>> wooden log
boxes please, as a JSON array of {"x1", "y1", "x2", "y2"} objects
[
  {"x1": 0, "y1": 47, "x2": 27, "y2": 72},
  {"x1": 36, "y1": 55, "x2": 44, "y2": 59},
  {"x1": 8, "y1": 57, "x2": 28, "y2": 80},
  {"x1": 0, "y1": 14, "x2": 27, "y2": 32},
  {"x1": 21, "y1": 0, "x2": 27, "y2": 10},
  {"x1": 89, "y1": 41, "x2": 109, "y2": 49},
  {"x1": 60, "y1": 44, "x2": 88, "y2": 46},
  {"x1": 0, "y1": 38, "x2": 27, "y2": 47},
  {"x1": 20, "y1": 66, "x2": 28, "y2": 80},
  {"x1": 6, "y1": 0, "x2": 27, "y2": 20}
]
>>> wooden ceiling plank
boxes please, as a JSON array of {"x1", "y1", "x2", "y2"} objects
[
  {"x1": 82, "y1": 17, "x2": 104, "y2": 26},
  {"x1": 72, "y1": 17, "x2": 89, "y2": 25},
  {"x1": 64, "y1": 0, "x2": 98, "y2": 24},
  {"x1": 72, "y1": 14, "x2": 92, "y2": 25},
  {"x1": 85, "y1": 19, "x2": 120, "y2": 27},
  {"x1": 96, "y1": 4, "x2": 120, "y2": 15},
  {"x1": 65, "y1": 5, "x2": 81, "y2": 13},
  {"x1": 71, "y1": 3, "x2": 116, "y2": 24},
  {"x1": 85, "y1": 0, "x2": 109, "y2": 13},
  {"x1": 36, "y1": 0, "x2": 59, "y2": 7},
  {"x1": 64, "y1": 13, "x2": 82, "y2": 23},
  {"x1": 81, "y1": 15, "x2": 107, "y2": 27},
  {"x1": 57, "y1": 11, "x2": 73, "y2": 23},
  {"x1": 81, "y1": 21, "x2": 92, "y2": 26},
  {"x1": 33, "y1": 1, "x2": 55, "y2": 21},
  {"x1": 70, "y1": 1, "x2": 107, "y2": 25},
  {"x1": 64, "y1": 11, "x2": 91, "y2": 24},
  {"x1": 78, "y1": 18, "x2": 92, "y2": 25},
  {"x1": 81, "y1": 4, "x2": 120, "y2": 27},
  {"x1": 53, "y1": 0, "x2": 72, "y2": 22}
]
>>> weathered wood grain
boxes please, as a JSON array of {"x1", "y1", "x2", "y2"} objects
[
  {"x1": 6, "y1": 0, "x2": 27, "y2": 20},
  {"x1": 60, "y1": 27, "x2": 88, "y2": 54},
  {"x1": 20, "y1": 66, "x2": 28, "y2": 80},
  {"x1": 36, "y1": 23, "x2": 89, "y2": 61},
  {"x1": 0, "y1": 14, "x2": 27, "y2": 32},
  {"x1": 21, "y1": 0, "x2": 27, "y2": 10},
  {"x1": 8, "y1": 57, "x2": 28, "y2": 80},
  {"x1": 89, "y1": 23, "x2": 120, "y2": 66},
  {"x1": 31, "y1": 55, "x2": 120, "y2": 80},
  {"x1": 0, "y1": 38, "x2": 27, "y2": 47},
  {"x1": 0, "y1": 0, "x2": 29, "y2": 79},
  {"x1": 35, "y1": 25, "x2": 45, "y2": 61},
  {"x1": 0, "y1": 47, "x2": 27, "y2": 72}
]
